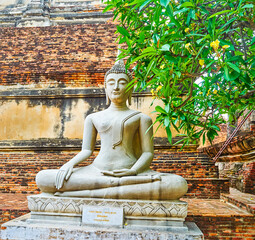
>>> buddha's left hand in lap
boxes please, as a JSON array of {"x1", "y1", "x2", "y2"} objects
[{"x1": 102, "y1": 168, "x2": 137, "y2": 177}]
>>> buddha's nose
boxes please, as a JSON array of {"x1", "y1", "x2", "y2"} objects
[{"x1": 114, "y1": 82, "x2": 119, "y2": 90}]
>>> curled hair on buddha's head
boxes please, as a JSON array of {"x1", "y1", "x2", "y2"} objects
[
  {"x1": 104, "y1": 59, "x2": 133, "y2": 85},
  {"x1": 104, "y1": 50, "x2": 133, "y2": 105}
]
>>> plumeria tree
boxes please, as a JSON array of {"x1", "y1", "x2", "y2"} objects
[{"x1": 103, "y1": 0, "x2": 255, "y2": 146}]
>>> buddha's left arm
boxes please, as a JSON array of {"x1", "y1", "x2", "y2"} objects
[{"x1": 130, "y1": 114, "x2": 154, "y2": 174}]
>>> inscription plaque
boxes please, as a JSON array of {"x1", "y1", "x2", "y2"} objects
[{"x1": 82, "y1": 206, "x2": 124, "y2": 227}]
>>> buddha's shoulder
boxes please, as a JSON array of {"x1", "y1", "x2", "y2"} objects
[
  {"x1": 138, "y1": 112, "x2": 152, "y2": 123},
  {"x1": 86, "y1": 110, "x2": 107, "y2": 120}
]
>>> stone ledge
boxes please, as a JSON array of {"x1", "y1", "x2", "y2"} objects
[
  {"x1": 0, "y1": 87, "x2": 151, "y2": 99},
  {"x1": 200, "y1": 131, "x2": 255, "y2": 161},
  {"x1": 0, "y1": 138, "x2": 198, "y2": 151},
  {"x1": 221, "y1": 188, "x2": 255, "y2": 215},
  {"x1": 0, "y1": 215, "x2": 204, "y2": 240}
]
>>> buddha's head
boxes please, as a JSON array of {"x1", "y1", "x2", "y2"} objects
[{"x1": 104, "y1": 59, "x2": 133, "y2": 105}]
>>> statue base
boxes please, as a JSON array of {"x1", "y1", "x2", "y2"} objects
[
  {"x1": 27, "y1": 194, "x2": 189, "y2": 230},
  {"x1": 1, "y1": 195, "x2": 204, "y2": 239},
  {"x1": 1, "y1": 214, "x2": 204, "y2": 240}
]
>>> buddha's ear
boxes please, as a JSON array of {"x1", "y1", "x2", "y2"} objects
[
  {"x1": 127, "y1": 89, "x2": 133, "y2": 106},
  {"x1": 106, "y1": 92, "x2": 110, "y2": 105}
]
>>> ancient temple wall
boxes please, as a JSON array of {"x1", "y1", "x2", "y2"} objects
[
  {"x1": 0, "y1": 89, "x2": 168, "y2": 141},
  {"x1": 0, "y1": 0, "x2": 109, "y2": 27},
  {"x1": 0, "y1": 23, "x2": 174, "y2": 146},
  {"x1": 0, "y1": 24, "x2": 116, "y2": 87}
]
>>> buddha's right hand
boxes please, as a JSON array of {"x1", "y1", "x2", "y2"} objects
[{"x1": 55, "y1": 163, "x2": 74, "y2": 190}]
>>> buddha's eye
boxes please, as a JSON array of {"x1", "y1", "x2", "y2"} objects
[
  {"x1": 107, "y1": 80, "x2": 115, "y2": 85},
  {"x1": 119, "y1": 80, "x2": 128, "y2": 85}
]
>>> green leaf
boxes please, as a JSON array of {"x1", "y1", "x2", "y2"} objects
[
  {"x1": 174, "y1": 8, "x2": 189, "y2": 16},
  {"x1": 160, "y1": 44, "x2": 170, "y2": 51},
  {"x1": 129, "y1": 52, "x2": 156, "y2": 65},
  {"x1": 164, "y1": 116, "x2": 170, "y2": 127},
  {"x1": 103, "y1": 5, "x2": 114, "y2": 13},
  {"x1": 202, "y1": 132, "x2": 206, "y2": 145},
  {"x1": 224, "y1": 65, "x2": 230, "y2": 81},
  {"x1": 219, "y1": 17, "x2": 237, "y2": 30},
  {"x1": 219, "y1": 39, "x2": 235, "y2": 51},
  {"x1": 211, "y1": 125, "x2": 220, "y2": 131},
  {"x1": 160, "y1": 0, "x2": 171, "y2": 7},
  {"x1": 166, "y1": 126, "x2": 172, "y2": 144},
  {"x1": 127, "y1": 0, "x2": 147, "y2": 6},
  {"x1": 251, "y1": 37, "x2": 255, "y2": 45},
  {"x1": 196, "y1": 38, "x2": 205, "y2": 44},
  {"x1": 142, "y1": 47, "x2": 157, "y2": 54},
  {"x1": 227, "y1": 62, "x2": 240, "y2": 73},
  {"x1": 195, "y1": 43, "x2": 207, "y2": 59},
  {"x1": 206, "y1": 60, "x2": 216, "y2": 69},
  {"x1": 173, "y1": 137, "x2": 186, "y2": 146},
  {"x1": 139, "y1": 0, "x2": 153, "y2": 10},
  {"x1": 186, "y1": 9, "x2": 195, "y2": 25},
  {"x1": 116, "y1": 26, "x2": 130, "y2": 38},
  {"x1": 144, "y1": 58, "x2": 155, "y2": 79},
  {"x1": 242, "y1": 4, "x2": 254, "y2": 9},
  {"x1": 166, "y1": 5, "x2": 181, "y2": 27},
  {"x1": 180, "y1": 2, "x2": 194, "y2": 8},
  {"x1": 165, "y1": 104, "x2": 170, "y2": 113},
  {"x1": 250, "y1": 69, "x2": 255, "y2": 77},
  {"x1": 164, "y1": 55, "x2": 179, "y2": 63},
  {"x1": 155, "y1": 106, "x2": 167, "y2": 114},
  {"x1": 207, "y1": 10, "x2": 231, "y2": 19},
  {"x1": 229, "y1": 71, "x2": 240, "y2": 81}
]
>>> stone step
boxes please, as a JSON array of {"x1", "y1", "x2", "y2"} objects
[
  {"x1": 221, "y1": 188, "x2": 255, "y2": 215},
  {"x1": 1, "y1": 194, "x2": 254, "y2": 240}
]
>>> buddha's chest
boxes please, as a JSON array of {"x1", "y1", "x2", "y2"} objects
[{"x1": 93, "y1": 111, "x2": 140, "y2": 136}]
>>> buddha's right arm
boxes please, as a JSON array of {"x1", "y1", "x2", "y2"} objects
[
  {"x1": 66, "y1": 149, "x2": 93, "y2": 167},
  {"x1": 55, "y1": 115, "x2": 97, "y2": 189},
  {"x1": 69, "y1": 115, "x2": 97, "y2": 167}
]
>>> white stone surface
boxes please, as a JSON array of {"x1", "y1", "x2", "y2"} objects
[
  {"x1": 0, "y1": 214, "x2": 204, "y2": 240},
  {"x1": 82, "y1": 206, "x2": 123, "y2": 227},
  {"x1": 28, "y1": 194, "x2": 188, "y2": 220}
]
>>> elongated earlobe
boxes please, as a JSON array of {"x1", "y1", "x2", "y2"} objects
[
  {"x1": 106, "y1": 93, "x2": 110, "y2": 105},
  {"x1": 128, "y1": 91, "x2": 132, "y2": 106}
]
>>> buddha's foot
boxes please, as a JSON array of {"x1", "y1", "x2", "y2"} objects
[{"x1": 151, "y1": 174, "x2": 161, "y2": 181}]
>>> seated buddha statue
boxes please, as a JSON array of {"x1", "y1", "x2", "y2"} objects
[{"x1": 36, "y1": 59, "x2": 188, "y2": 200}]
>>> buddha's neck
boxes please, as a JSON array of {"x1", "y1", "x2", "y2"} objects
[{"x1": 109, "y1": 102, "x2": 129, "y2": 111}]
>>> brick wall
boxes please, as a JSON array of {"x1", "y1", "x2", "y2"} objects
[
  {"x1": 0, "y1": 24, "x2": 117, "y2": 87},
  {"x1": 187, "y1": 216, "x2": 255, "y2": 240},
  {"x1": 153, "y1": 150, "x2": 218, "y2": 178},
  {"x1": 0, "y1": 209, "x2": 29, "y2": 226}
]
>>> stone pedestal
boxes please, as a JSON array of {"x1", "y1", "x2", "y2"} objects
[{"x1": 0, "y1": 194, "x2": 204, "y2": 239}]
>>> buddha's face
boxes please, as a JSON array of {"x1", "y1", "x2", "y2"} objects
[{"x1": 105, "y1": 73, "x2": 130, "y2": 104}]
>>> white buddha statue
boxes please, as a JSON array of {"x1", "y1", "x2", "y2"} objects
[{"x1": 36, "y1": 59, "x2": 188, "y2": 200}]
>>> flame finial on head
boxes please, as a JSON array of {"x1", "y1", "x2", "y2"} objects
[
  {"x1": 104, "y1": 49, "x2": 133, "y2": 105},
  {"x1": 104, "y1": 49, "x2": 132, "y2": 85}
]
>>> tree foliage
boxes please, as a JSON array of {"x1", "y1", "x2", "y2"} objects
[{"x1": 103, "y1": 0, "x2": 255, "y2": 146}]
